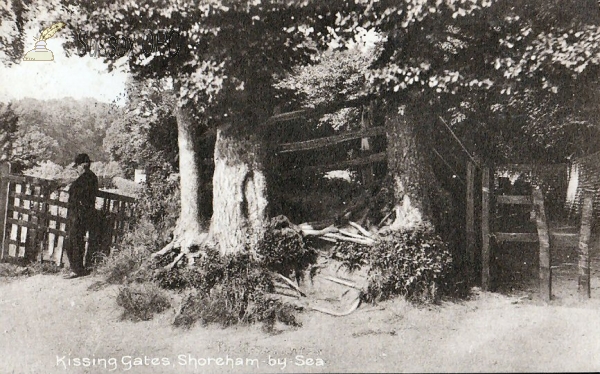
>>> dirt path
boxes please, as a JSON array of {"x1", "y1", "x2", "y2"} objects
[{"x1": 2, "y1": 273, "x2": 600, "y2": 373}]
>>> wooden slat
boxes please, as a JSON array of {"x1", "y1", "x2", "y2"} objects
[
  {"x1": 8, "y1": 191, "x2": 49, "y2": 203},
  {"x1": 466, "y1": 162, "x2": 475, "y2": 280},
  {"x1": 496, "y1": 195, "x2": 532, "y2": 205},
  {"x1": 262, "y1": 95, "x2": 374, "y2": 129},
  {"x1": 6, "y1": 174, "x2": 53, "y2": 185},
  {"x1": 46, "y1": 200, "x2": 69, "y2": 208},
  {"x1": 496, "y1": 163, "x2": 567, "y2": 173},
  {"x1": 9, "y1": 205, "x2": 42, "y2": 215},
  {"x1": 481, "y1": 168, "x2": 491, "y2": 291},
  {"x1": 302, "y1": 152, "x2": 386, "y2": 173},
  {"x1": 578, "y1": 190, "x2": 594, "y2": 298},
  {"x1": 549, "y1": 232, "x2": 579, "y2": 247},
  {"x1": 533, "y1": 188, "x2": 551, "y2": 302},
  {"x1": 494, "y1": 232, "x2": 539, "y2": 242},
  {"x1": 279, "y1": 127, "x2": 386, "y2": 153},
  {"x1": 47, "y1": 227, "x2": 67, "y2": 236},
  {"x1": 0, "y1": 163, "x2": 11, "y2": 260},
  {"x1": 97, "y1": 190, "x2": 137, "y2": 203},
  {"x1": 6, "y1": 217, "x2": 39, "y2": 230}
]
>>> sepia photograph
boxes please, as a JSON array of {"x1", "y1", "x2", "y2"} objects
[{"x1": 1, "y1": 0, "x2": 600, "y2": 372}]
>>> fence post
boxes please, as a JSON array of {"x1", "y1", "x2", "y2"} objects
[
  {"x1": 578, "y1": 189, "x2": 594, "y2": 298},
  {"x1": 533, "y1": 187, "x2": 551, "y2": 302},
  {"x1": 481, "y1": 167, "x2": 490, "y2": 290},
  {"x1": 466, "y1": 161, "x2": 475, "y2": 282},
  {"x1": 0, "y1": 163, "x2": 11, "y2": 260}
]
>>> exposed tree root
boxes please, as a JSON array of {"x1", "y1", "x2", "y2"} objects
[{"x1": 152, "y1": 232, "x2": 208, "y2": 270}]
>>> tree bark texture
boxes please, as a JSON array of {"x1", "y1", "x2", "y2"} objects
[
  {"x1": 172, "y1": 106, "x2": 205, "y2": 249},
  {"x1": 208, "y1": 125, "x2": 269, "y2": 256},
  {"x1": 385, "y1": 106, "x2": 437, "y2": 230}
]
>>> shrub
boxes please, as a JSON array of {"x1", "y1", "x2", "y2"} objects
[
  {"x1": 116, "y1": 282, "x2": 171, "y2": 322},
  {"x1": 335, "y1": 223, "x2": 452, "y2": 303},
  {"x1": 134, "y1": 167, "x2": 181, "y2": 231},
  {"x1": 97, "y1": 219, "x2": 165, "y2": 284},
  {"x1": 171, "y1": 249, "x2": 301, "y2": 332},
  {"x1": 98, "y1": 162, "x2": 181, "y2": 285},
  {"x1": 255, "y1": 216, "x2": 318, "y2": 281}
]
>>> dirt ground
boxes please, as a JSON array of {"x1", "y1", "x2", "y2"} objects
[{"x1": 2, "y1": 239, "x2": 600, "y2": 374}]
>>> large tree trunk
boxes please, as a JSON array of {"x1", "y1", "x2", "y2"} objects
[
  {"x1": 385, "y1": 106, "x2": 436, "y2": 231},
  {"x1": 171, "y1": 106, "x2": 205, "y2": 248},
  {"x1": 207, "y1": 125, "x2": 269, "y2": 256}
]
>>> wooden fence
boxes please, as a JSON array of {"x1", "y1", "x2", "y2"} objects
[{"x1": 0, "y1": 163, "x2": 136, "y2": 266}]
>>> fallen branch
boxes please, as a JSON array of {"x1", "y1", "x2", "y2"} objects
[
  {"x1": 378, "y1": 210, "x2": 394, "y2": 227},
  {"x1": 310, "y1": 296, "x2": 361, "y2": 317},
  {"x1": 322, "y1": 276, "x2": 362, "y2": 290},
  {"x1": 272, "y1": 272, "x2": 306, "y2": 297},
  {"x1": 339, "y1": 229, "x2": 370, "y2": 240},
  {"x1": 349, "y1": 221, "x2": 372, "y2": 237},
  {"x1": 323, "y1": 233, "x2": 375, "y2": 246},
  {"x1": 317, "y1": 236, "x2": 337, "y2": 243},
  {"x1": 301, "y1": 225, "x2": 339, "y2": 237}
]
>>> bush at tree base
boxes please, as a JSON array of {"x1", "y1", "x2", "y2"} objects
[
  {"x1": 255, "y1": 216, "x2": 318, "y2": 282},
  {"x1": 163, "y1": 248, "x2": 302, "y2": 332},
  {"x1": 116, "y1": 282, "x2": 171, "y2": 322},
  {"x1": 106, "y1": 203, "x2": 451, "y2": 329},
  {"x1": 334, "y1": 223, "x2": 453, "y2": 304}
]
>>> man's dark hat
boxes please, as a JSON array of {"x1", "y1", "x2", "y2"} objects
[{"x1": 74, "y1": 153, "x2": 91, "y2": 165}]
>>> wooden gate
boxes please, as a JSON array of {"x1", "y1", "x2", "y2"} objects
[{"x1": 0, "y1": 163, "x2": 136, "y2": 266}]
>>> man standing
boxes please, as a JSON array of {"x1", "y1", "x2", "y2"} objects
[{"x1": 64, "y1": 153, "x2": 98, "y2": 279}]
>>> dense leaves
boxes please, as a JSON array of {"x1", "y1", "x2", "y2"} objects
[
  {"x1": 10, "y1": 98, "x2": 117, "y2": 167},
  {"x1": 335, "y1": 224, "x2": 452, "y2": 303},
  {"x1": 103, "y1": 79, "x2": 179, "y2": 178}
]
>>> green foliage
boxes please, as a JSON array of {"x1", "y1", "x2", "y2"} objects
[
  {"x1": 11, "y1": 98, "x2": 118, "y2": 167},
  {"x1": 22, "y1": 160, "x2": 73, "y2": 180},
  {"x1": 134, "y1": 166, "x2": 181, "y2": 231},
  {"x1": 22, "y1": 160, "x2": 123, "y2": 181},
  {"x1": 103, "y1": 79, "x2": 179, "y2": 179},
  {"x1": 255, "y1": 216, "x2": 318, "y2": 280},
  {"x1": 116, "y1": 282, "x2": 171, "y2": 322},
  {"x1": 0, "y1": 103, "x2": 18, "y2": 162},
  {"x1": 334, "y1": 224, "x2": 452, "y2": 303},
  {"x1": 333, "y1": 241, "x2": 371, "y2": 274},
  {"x1": 169, "y1": 249, "x2": 301, "y2": 332},
  {"x1": 368, "y1": 226, "x2": 452, "y2": 303},
  {"x1": 97, "y1": 219, "x2": 166, "y2": 285}
]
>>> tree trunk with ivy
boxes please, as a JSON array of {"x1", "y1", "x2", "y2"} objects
[
  {"x1": 151, "y1": 105, "x2": 207, "y2": 268},
  {"x1": 207, "y1": 124, "x2": 269, "y2": 255},
  {"x1": 385, "y1": 106, "x2": 438, "y2": 231}
]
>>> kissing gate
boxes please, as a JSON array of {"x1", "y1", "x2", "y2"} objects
[
  {"x1": 0, "y1": 163, "x2": 135, "y2": 267},
  {"x1": 474, "y1": 165, "x2": 596, "y2": 300}
]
